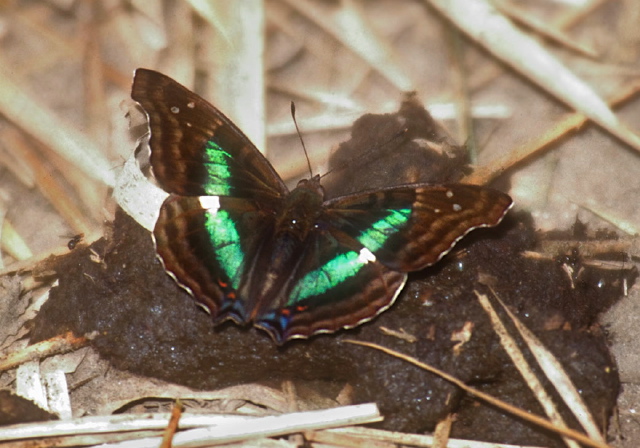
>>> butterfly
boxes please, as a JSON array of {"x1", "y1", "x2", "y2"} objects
[{"x1": 131, "y1": 68, "x2": 513, "y2": 344}]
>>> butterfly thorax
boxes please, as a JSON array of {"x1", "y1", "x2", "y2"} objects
[{"x1": 273, "y1": 175, "x2": 325, "y2": 241}]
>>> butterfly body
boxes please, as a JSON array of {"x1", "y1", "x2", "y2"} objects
[
  {"x1": 132, "y1": 68, "x2": 513, "y2": 344},
  {"x1": 273, "y1": 177, "x2": 325, "y2": 239}
]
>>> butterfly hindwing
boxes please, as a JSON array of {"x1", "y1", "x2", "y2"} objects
[
  {"x1": 132, "y1": 69, "x2": 287, "y2": 200},
  {"x1": 154, "y1": 193, "x2": 274, "y2": 321},
  {"x1": 252, "y1": 218, "x2": 408, "y2": 342},
  {"x1": 323, "y1": 184, "x2": 513, "y2": 272}
]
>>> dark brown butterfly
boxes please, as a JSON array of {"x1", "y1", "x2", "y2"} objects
[{"x1": 131, "y1": 68, "x2": 512, "y2": 344}]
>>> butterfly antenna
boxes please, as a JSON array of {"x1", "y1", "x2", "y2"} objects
[{"x1": 291, "y1": 101, "x2": 314, "y2": 177}]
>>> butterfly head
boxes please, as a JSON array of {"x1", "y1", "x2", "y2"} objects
[{"x1": 294, "y1": 174, "x2": 324, "y2": 197}]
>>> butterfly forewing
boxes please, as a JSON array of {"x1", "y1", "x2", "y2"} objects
[
  {"x1": 132, "y1": 69, "x2": 287, "y2": 200},
  {"x1": 323, "y1": 184, "x2": 513, "y2": 272}
]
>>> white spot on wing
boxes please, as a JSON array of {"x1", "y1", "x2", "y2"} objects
[
  {"x1": 357, "y1": 247, "x2": 376, "y2": 264},
  {"x1": 171, "y1": 106, "x2": 180, "y2": 114},
  {"x1": 199, "y1": 195, "x2": 221, "y2": 212},
  {"x1": 187, "y1": 101, "x2": 195, "y2": 108},
  {"x1": 446, "y1": 190, "x2": 454, "y2": 198},
  {"x1": 453, "y1": 203, "x2": 462, "y2": 212}
]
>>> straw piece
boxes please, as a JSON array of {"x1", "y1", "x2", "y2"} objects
[
  {"x1": 574, "y1": 199, "x2": 639, "y2": 236},
  {"x1": 346, "y1": 340, "x2": 610, "y2": 448},
  {"x1": 426, "y1": 0, "x2": 640, "y2": 153},
  {"x1": 316, "y1": 426, "x2": 547, "y2": 448},
  {"x1": 0, "y1": 143, "x2": 36, "y2": 188},
  {"x1": 475, "y1": 292, "x2": 582, "y2": 448},
  {"x1": 202, "y1": 1, "x2": 266, "y2": 152},
  {"x1": 4, "y1": 127, "x2": 95, "y2": 235},
  {"x1": 0, "y1": 63, "x2": 115, "y2": 187},
  {"x1": 486, "y1": 290, "x2": 608, "y2": 443},
  {"x1": 280, "y1": 0, "x2": 413, "y2": 92},
  {"x1": 494, "y1": 0, "x2": 599, "y2": 58},
  {"x1": 158, "y1": 1, "x2": 197, "y2": 85},
  {"x1": 0, "y1": 332, "x2": 89, "y2": 373},
  {"x1": 1, "y1": 219, "x2": 33, "y2": 261},
  {"x1": 464, "y1": 79, "x2": 640, "y2": 185},
  {"x1": 105, "y1": 404, "x2": 381, "y2": 448},
  {"x1": 0, "y1": 404, "x2": 381, "y2": 447}
]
